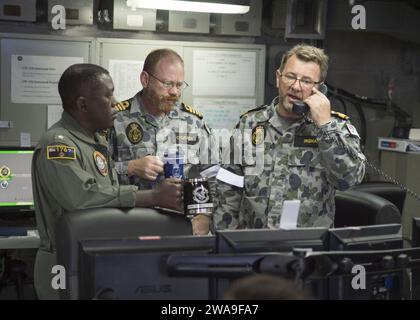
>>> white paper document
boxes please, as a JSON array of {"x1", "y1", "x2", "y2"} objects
[
  {"x1": 193, "y1": 98, "x2": 255, "y2": 130},
  {"x1": 20, "y1": 132, "x2": 31, "y2": 147},
  {"x1": 109, "y1": 59, "x2": 144, "y2": 102},
  {"x1": 200, "y1": 165, "x2": 221, "y2": 178},
  {"x1": 47, "y1": 105, "x2": 63, "y2": 129},
  {"x1": 193, "y1": 50, "x2": 256, "y2": 97},
  {"x1": 409, "y1": 128, "x2": 420, "y2": 141},
  {"x1": 11, "y1": 55, "x2": 83, "y2": 104},
  {"x1": 216, "y1": 168, "x2": 244, "y2": 188},
  {"x1": 279, "y1": 200, "x2": 301, "y2": 229}
]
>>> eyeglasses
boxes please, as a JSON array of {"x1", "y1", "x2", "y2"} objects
[
  {"x1": 147, "y1": 72, "x2": 189, "y2": 91},
  {"x1": 279, "y1": 73, "x2": 321, "y2": 90}
]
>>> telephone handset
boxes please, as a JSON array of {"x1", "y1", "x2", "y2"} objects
[{"x1": 292, "y1": 83, "x2": 328, "y2": 115}]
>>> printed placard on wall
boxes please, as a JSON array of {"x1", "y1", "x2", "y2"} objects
[
  {"x1": 193, "y1": 97, "x2": 255, "y2": 130},
  {"x1": 192, "y1": 50, "x2": 256, "y2": 97},
  {"x1": 11, "y1": 55, "x2": 83, "y2": 104},
  {"x1": 108, "y1": 59, "x2": 144, "y2": 102}
]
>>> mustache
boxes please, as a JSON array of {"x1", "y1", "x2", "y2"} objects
[{"x1": 163, "y1": 96, "x2": 179, "y2": 101}]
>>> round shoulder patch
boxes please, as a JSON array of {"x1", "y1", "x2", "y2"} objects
[
  {"x1": 93, "y1": 151, "x2": 108, "y2": 177},
  {"x1": 252, "y1": 125, "x2": 265, "y2": 146},
  {"x1": 125, "y1": 122, "x2": 143, "y2": 144},
  {"x1": 0, "y1": 166, "x2": 11, "y2": 179}
]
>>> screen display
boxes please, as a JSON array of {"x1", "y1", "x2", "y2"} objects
[
  {"x1": 78, "y1": 236, "x2": 216, "y2": 300},
  {"x1": 328, "y1": 224, "x2": 404, "y2": 299},
  {"x1": 0, "y1": 148, "x2": 34, "y2": 211}
]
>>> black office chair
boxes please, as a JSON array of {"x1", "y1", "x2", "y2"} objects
[
  {"x1": 351, "y1": 181, "x2": 406, "y2": 214},
  {"x1": 54, "y1": 207, "x2": 192, "y2": 300},
  {"x1": 334, "y1": 189, "x2": 401, "y2": 228}
]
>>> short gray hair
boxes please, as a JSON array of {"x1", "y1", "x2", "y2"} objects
[{"x1": 279, "y1": 44, "x2": 329, "y2": 82}]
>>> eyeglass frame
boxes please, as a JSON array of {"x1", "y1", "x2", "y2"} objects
[
  {"x1": 146, "y1": 71, "x2": 189, "y2": 91},
  {"x1": 278, "y1": 72, "x2": 322, "y2": 89}
]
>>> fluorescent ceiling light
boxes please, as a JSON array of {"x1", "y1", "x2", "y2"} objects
[{"x1": 126, "y1": 0, "x2": 250, "y2": 14}]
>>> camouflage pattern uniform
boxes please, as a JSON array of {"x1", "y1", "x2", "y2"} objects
[
  {"x1": 109, "y1": 91, "x2": 218, "y2": 190},
  {"x1": 214, "y1": 97, "x2": 366, "y2": 230}
]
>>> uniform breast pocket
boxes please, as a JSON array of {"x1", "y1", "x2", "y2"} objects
[
  {"x1": 287, "y1": 149, "x2": 324, "y2": 196},
  {"x1": 132, "y1": 146, "x2": 154, "y2": 159},
  {"x1": 243, "y1": 164, "x2": 270, "y2": 197},
  {"x1": 116, "y1": 145, "x2": 153, "y2": 162}
]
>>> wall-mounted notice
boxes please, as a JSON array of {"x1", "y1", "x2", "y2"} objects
[
  {"x1": 193, "y1": 98, "x2": 256, "y2": 130},
  {"x1": 109, "y1": 59, "x2": 144, "y2": 102},
  {"x1": 192, "y1": 50, "x2": 256, "y2": 97},
  {"x1": 20, "y1": 132, "x2": 31, "y2": 147},
  {"x1": 47, "y1": 105, "x2": 63, "y2": 129},
  {"x1": 11, "y1": 55, "x2": 83, "y2": 104}
]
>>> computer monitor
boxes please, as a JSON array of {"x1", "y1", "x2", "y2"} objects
[
  {"x1": 328, "y1": 224, "x2": 404, "y2": 299},
  {"x1": 78, "y1": 235, "x2": 216, "y2": 300},
  {"x1": 329, "y1": 224, "x2": 403, "y2": 251},
  {"x1": 215, "y1": 228, "x2": 329, "y2": 299},
  {"x1": 0, "y1": 147, "x2": 35, "y2": 222},
  {"x1": 216, "y1": 228, "x2": 329, "y2": 254},
  {"x1": 411, "y1": 218, "x2": 420, "y2": 299},
  {"x1": 413, "y1": 218, "x2": 420, "y2": 247}
]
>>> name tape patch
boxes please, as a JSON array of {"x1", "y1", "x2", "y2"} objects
[{"x1": 47, "y1": 145, "x2": 76, "y2": 160}]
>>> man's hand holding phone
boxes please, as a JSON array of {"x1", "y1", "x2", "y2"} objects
[{"x1": 304, "y1": 85, "x2": 331, "y2": 126}]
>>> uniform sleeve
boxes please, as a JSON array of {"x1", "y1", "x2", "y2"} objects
[
  {"x1": 213, "y1": 125, "x2": 245, "y2": 231},
  {"x1": 108, "y1": 126, "x2": 131, "y2": 185},
  {"x1": 35, "y1": 138, "x2": 137, "y2": 212},
  {"x1": 316, "y1": 118, "x2": 366, "y2": 190}
]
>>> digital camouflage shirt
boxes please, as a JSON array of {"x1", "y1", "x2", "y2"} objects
[
  {"x1": 109, "y1": 91, "x2": 218, "y2": 190},
  {"x1": 214, "y1": 97, "x2": 366, "y2": 230}
]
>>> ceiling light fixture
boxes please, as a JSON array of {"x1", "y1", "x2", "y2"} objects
[{"x1": 126, "y1": 0, "x2": 250, "y2": 14}]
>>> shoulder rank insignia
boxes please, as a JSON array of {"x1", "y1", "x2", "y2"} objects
[
  {"x1": 240, "y1": 105, "x2": 267, "y2": 119},
  {"x1": 331, "y1": 110, "x2": 350, "y2": 120},
  {"x1": 181, "y1": 103, "x2": 203, "y2": 119},
  {"x1": 114, "y1": 99, "x2": 131, "y2": 112},
  {"x1": 47, "y1": 145, "x2": 76, "y2": 160},
  {"x1": 126, "y1": 122, "x2": 143, "y2": 145},
  {"x1": 252, "y1": 125, "x2": 265, "y2": 146}
]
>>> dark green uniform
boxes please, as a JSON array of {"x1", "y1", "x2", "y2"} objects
[{"x1": 31, "y1": 111, "x2": 138, "y2": 299}]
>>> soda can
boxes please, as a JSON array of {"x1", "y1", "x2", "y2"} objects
[
  {"x1": 163, "y1": 151, "x2": 184, "y2": 179},
  {"x1": 183, "y1": 178, "x2": 213, "y2": 218}
]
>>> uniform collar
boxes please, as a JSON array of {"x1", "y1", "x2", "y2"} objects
[
  {"x1": 61, "y1": 111, "x2": 105, "y2": 146},
  {"x1": 267, "y1": 96, "x2": 309, "y2": 133}
]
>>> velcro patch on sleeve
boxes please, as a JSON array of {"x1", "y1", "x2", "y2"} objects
[{"x1": 47, "y1": 145, "x2": 76, "y2": 160}]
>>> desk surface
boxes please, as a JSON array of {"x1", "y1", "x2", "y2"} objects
[{"x1": 0, "y1": 229, "x2": 40, "y2": 249}]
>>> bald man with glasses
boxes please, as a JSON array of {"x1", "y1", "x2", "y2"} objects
[{"x1": 109, "y1": 49, "x2": 217, "y2": 235}]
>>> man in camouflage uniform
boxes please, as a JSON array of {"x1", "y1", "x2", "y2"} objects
[
  {"x1": 32, "y1": 64, "x2": 182, "y2": 299},
  {"x1": 109, "y1": 49, "x2": 217, "y2": 234},
  {"x1": 214, "y1": 44, "x2": 365, "y2": 230}
]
